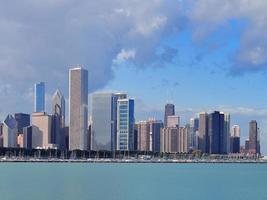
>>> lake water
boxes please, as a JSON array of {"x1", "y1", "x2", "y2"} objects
[{"x1": 0, "y1": 163, "x2": 266, "y2": 200}]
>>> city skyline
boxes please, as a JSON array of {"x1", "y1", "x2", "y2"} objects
[{"x1": 0, "y1": 1, "x2": 267, "y2": 154}]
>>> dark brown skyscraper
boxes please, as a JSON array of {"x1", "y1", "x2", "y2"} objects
[
  {"x1": 164, "y1": 103, "x2": 175, "y2": 127},
  {"x1": 249, "y1": 120, "x2": 260, "y2": 154}
]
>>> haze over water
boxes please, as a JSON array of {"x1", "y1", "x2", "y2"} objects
[{"x1": 0, "y1": 163, "x2": 266, "y2": 200}]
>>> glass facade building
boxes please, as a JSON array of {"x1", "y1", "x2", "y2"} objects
[
  {"x1": 15, "y1": 113, "x2": 30, "y2": 133},
  {"x1": 117, "y1": 99, "x2": 134, "y2": 151},
  {"x1": 91, "y1": 93, "x2": 117, "y2": 151},
  {"x1": 34, "y1": 82, "x2": 45, "y2": 112}
]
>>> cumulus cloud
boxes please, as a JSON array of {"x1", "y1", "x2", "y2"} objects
[
  {"x1": 113, "y1": 49, "x2": 136, "y2": 64},
  {"x1": 0, "y1": 0, "x2": 184, "y2": 117},
  {"x1": 188, "y1": 0, "x2": 267, "y2": 73}
]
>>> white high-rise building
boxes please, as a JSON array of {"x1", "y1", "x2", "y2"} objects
[
  {"x1": 117, "y1": 98, "x2": 135, "y2": 151},
  {"x1": 69, "y1": 67, "x2": 88, "y2": 150}
]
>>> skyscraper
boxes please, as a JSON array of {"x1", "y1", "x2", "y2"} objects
[
  {"x1": 15, "y1": 113, "x2": 30, "y2": 134},
  {"x1": 34, "y1": 82, "x2": 45, "y2": 112},
  {"x1": 0, "y1": 122, "x2": 3, "y2": 147},
  {"x1": 189, "y1": 118, "x2": 199, "y2": 151},
  {"x1": 2, "y1": 114, "x2": 18, "y2": 148},
  {"x1": 208, "y1": 111, "x2": 226, "y2": 154},
  {"x1": 52, "y1": 89, "x2": 65, "y2": 127},
  {"x1": 69, "y1": 67, "x2": 88, "y2": 151},
  {"x1": 149, "y1": 120, "x2": 163, "y2": 152},
  {"x1": 167, "y1": 116, "x2": 180, "y2": 128},
  {"x1": 91, "y1": 93, "x2": 117, "y2": 151},
  {"x1": 198, "y1": 112, "x2": 209, "y2": 153},
  {"x1": 51, "y1": 89, "x2": 66, "y2": 149},
  {"x1": 117, "y1": 98, "x2": 135, "y2": 151},
  {"x1": 23, "y1": 126, "x2": 32, "y2": 149},
  {"x1": 137, "y1": 121, "x2": 150, "y2": 151},
  {"x1": 249, "y1": 120, "x2": 260, "y2": 154},
  {"x1": 230, "y1": 125, "x2": 240, "y2": 153},
  {"x1": 160, "y1": 127, "x2": 179, "y2": 153},
  {"x1": 164, "y1": 103, "x2": 175, "y2": 127},
  {"x1": 224, "y1": 113, "x2": 231, "y2": 154},
  {"x1": 178, "y1": 126, "x2": 189, "y2": 153},
  {"x1": 32, "y1": 112, "x2": 52, "y2": 149}
]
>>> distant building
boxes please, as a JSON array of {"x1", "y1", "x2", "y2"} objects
[
  {"x1": 164, "y1": 103, "x2": 175, "y2": 127},
  {"x1": 137, "y1": 121, "x2": 150, "y2": 151},
  {"x1": 17, "y1": 134, "x2": 24, "y2": 148},
  {"x1": 245, "y1": 139, "x2": 250, "y2": 152},
  {"x1": 161, "y1": 127, "x2": 179, "y2": 153},
  {"x1": 117, "y1": 98, "x2": 135, "y2": 151},
  {"x1": 69, "y1": 67, "x2": 88, "y2": 151},
  {"x1": 32, "y1": 112, "x2": 52, "y2": 149},
  {"x1": 198, "y1": 112, "x2": 209, "y2": 153},
  {"x1": 34, "y1": 82, "x2": 45, "y2": 112},
  {"x1": 51, "y1": 89, "x2": 66, "y2": 149},
  {"x1": 208, "y1": 111, "x2": 228, "y2": 154},
  {"x1": 230, "y1": 125, "x2": 240, "y2": 153},
  {"x1": 189, "y1": 118, "x2": 199, "y2": 151},
  {"x1": 178, "y1": 126, "x2": 189, "y2": 153},
  {"x1": 2, "y1": 114, "x2": 18, "y2": 148},
  {"x1": 0, "y1": 122, "x2": 3, "y2": 147},
  {"x1": 91, "y1": 93, "x2": 118, "y2": 151},
  {"x1": 15, "y1": 113, "x2": 30, "y2": 134},
  {"x1": 167, "y1": 116, "x2": 180, "y2": 128},
  {"x1": 23, "y1": 126, "x2": 32, "y2": 149},
  {"x1": 149, "y1": 120, "x2": 163, "y2": 152},
  {"x1": 248, "y1": 120, "x2": 260, "y2": 154}
]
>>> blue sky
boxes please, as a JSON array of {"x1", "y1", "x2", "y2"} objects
[{"x1": 0, "y1": 0, "x2": 267, "y2": 153}]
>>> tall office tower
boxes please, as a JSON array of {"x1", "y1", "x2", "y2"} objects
[
  {"x1": 224, "y1": 113, "x2": 231, "y2": 154},
  {"x1": 0, "y1": 122, "x2": 3, "y2": 147},
  {"x1": 230, "y1": 125, "x2": 241, "y2": 153},
  {"x1": 198, "y1": 112, "x2": 209, "y2": 153},
  {"x1": 117, "y1": 98, "x2": 135, "y2": 151},
  {"x1": 149, "y1": 119, "x2": 163, "y2": 152},
  {"x1": 34, "y1": 82, "x2": 45, "y2": 112},
  {"x1": 2, "y1": 115, "x2": 18, "y2": 148},
  {"x1": 189, "y1": 118, "x2": 199, "y2": 151},
  {"x1": 178, "y1": 126, "x2": 189, "y2": 153},
  {"x1": 32, "y1": 112, "x2": 52, "y2": 149},
  {"x1": 52, "y1": 89, "x2": 65, "y2": 127},
  {"x1": 69, "y1": 67, "x2": 88, "y2": 151},
  {"x1": 137, "y1": 121, "x2": 150, "y2": 151},
  {"x1": 245, "y1": 139, "x2": 250, "y2": 153},
  {"x1": 208, "y1": 111, "x2": 226, "y2": 154},
  {"x1": 134, "y1": 124, "x2": 138, "y2": 151},
  {"x1": 91, "y1": 93, "x2": 117, "y2": 151},
  {"x1": 249, "y1": 120, "x2": 260, "y2": 154},
  {"x1": 167, "y1": 116, "x2": 180, "y2": 128},
  {"x1": 164, "y1": 103, "x2": 175, "y2": 127},
  {"x1": 160, "y1": 127, "x2": 179, "y2": 153},
  {"x1": 51, "y1": 89, "x2": 66, "y2": 149},
  {"x1": 23, "y1": 126, "x2": 32, "y2": 149},
  {"x1": 15, "y1": 113, "x2": 30, "y2": 134}
]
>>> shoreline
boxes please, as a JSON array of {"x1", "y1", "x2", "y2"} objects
[{"x1": 1, "y1": 158, "x2": 267, "y2": 164}]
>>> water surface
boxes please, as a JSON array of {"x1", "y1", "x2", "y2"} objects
[{"x1": 0, "y1": 163, "x2": 266, "y2": 200}]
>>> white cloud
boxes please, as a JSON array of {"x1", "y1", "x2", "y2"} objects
[
  {"x1": 113, "y1": 48, "x2": 136, "y2": 64},
  {"x1": 188, "y1": 0, "x2": 267, "y2": 72}
]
